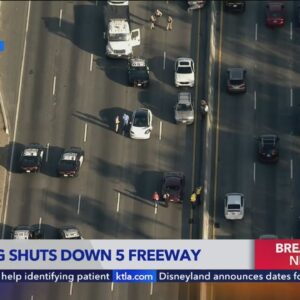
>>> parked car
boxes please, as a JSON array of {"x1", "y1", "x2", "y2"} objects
[
  {"x1": 175, "y1": 58, "x2": 195, "y2": 87},
  {"x1": 224, "y1": 193, "x2": 244, "y2": 220},
  {"x1": 19, "y1": 143, "x2": 44, "y2": 173},
  {"x1": 57, "y1": 147, "x2": 84, "y2": 177},
  {"x1": 265, "y1": 2, "x2": 285, "y2": 27},
  {"x1": 130, "y1": 108, "x2": 153, "y2": 139},
  {"x1": 128, "y1": 57, "x2": 149, "y2": 87},
  {"x1": 174, "y1": 92, "x2": 194, "y2": 125},
  {"x1": 227, "y1": 68, "x2": 246, "y2": 93},
  {"x1": 161, "y1": 172, "x2": 185, "y2": 203},
  {"x1": 59, "y1": 226, "x2": 83, "y2": 239}
]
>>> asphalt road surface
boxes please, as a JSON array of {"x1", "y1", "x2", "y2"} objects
[{"x1": 0, "y1": 1, "x2": 208, "y2": 300}]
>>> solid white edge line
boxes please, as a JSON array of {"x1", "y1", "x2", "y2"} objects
[
  {"x1": 96, "y1": 0, "x2": 98, "y2": 6},
  {"x1": 59, "y1": 9, "x2": 62, "y2": 28},
  {"x1": 253, "y1": 162, "x2": 256, "y2": 183},
  {"x1": 163, "y1": 51, "x2": 166, "y2": 70},
  {"x1": 46, "y1": 143, "x2": 50, "y2": 162},
  {"x1": 38, "y1": 217, "x2": 42, "y2": 231},
  {"x1": 159, "y1": 121, "x2": 162, "y2": 141},
  {"x1": 154, "y1": 202, "x2": 157, "y2": 214},
  {"x1": 290, "y1": 22, "x2": 293, "y2": 40},
  {"x1": 77, "y1": 194, "x2": 81, "y2": 215},
  {"x1": 111, "y1": 282, "x2": 114, "y2": 291},
  {"x1": 290, "y1": 88, "x2": 293, "y2": 107},
  {"x1": 255, "y1": 23, "x2": 258, "y2": 41},
  {"x1": 69, "y1": 282, "x2": 73, "y2": 295},
  {"x1": 116, "y1": 192, "x2": 120, "y2": 213},
  {"x1": 254, "y1": 90, "x2": 256, "y2": 110},
  {"x1": 1, "y1": 1, "x2": 31, "y2": 238},
  {"x1": 84, "y1": 123, "x2": 87, "y2": 142},
  {"x1": 52, "y1": 75, "x2": 56, "y2": 95},
  {"x1": 150, "y1": 282, "x2": 154, "y2": 295},
  {"x1": 90, "y1": 54, "x2": 93, "y2": 71},
  {"x1": 291, "y1": 159, "x2": 293, "y2": 180}
]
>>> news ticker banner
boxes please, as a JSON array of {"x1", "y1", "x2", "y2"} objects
[{"x1": 0, "y1": 239, "x2": 299, "y2": 271}]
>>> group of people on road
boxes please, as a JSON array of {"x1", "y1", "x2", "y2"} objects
[
  {"x1": 150, "y1": 9, "x2": 173, "y2": 30},
  {"x1": 114, "y1": 113, "x2": 130, "y2": 134},
  {"x1": 152, "y1": 191, "x2": 170, "y2": 207}
]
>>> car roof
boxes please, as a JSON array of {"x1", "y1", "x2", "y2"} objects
[
  {"x1": 176, "y1": 58, "x2": 193, "y2": 65},
  {"x1": 130, "y1": 58, "x2": 146, "y2": 67},
  {"x1": 226, "y1": 193, "x2": 243, "y2": 205},
  {"x1": 259, "y1": 135, "x2": 278, "y2": 143},
  {"x1": 178, "y1": 92, "x2": 192, "y2": 105},
  {"x1": 23, "y1": 148, "x2": 39, "y2": 156},
  {"x1": 164, "y1": 171, "x2": 184, "y2": 179},
  {"x1": 13, "y1": 226, "x2": 31, "y2": 239},
  {"x1": 267, "y1": 2, "x2": 284, "y2": 11},
  {"x1": 60, "y1": 227, "x2": 81, "y2": 238},
  {"x1": 228, "y1": 68, "x2": 245, "y2": 80},
  {"x1": 108, "y1": 19, "x2": 130, "y2": 34}
]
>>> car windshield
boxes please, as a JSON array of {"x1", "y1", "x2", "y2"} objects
[
  {"x1": 228, "y1": 204, "x2": 241, "y2": 210},
  {"x1": 108, "y1": 33, "x2": 130, "y2": 41},
  {"x1": 177, "y1": 104, "x2": 192, "y2": 111},
  {"x1": 230, "y1": 79, "x2": 243, "y2": 85},
  {"x1": 133, "y1": 114, "x2": 148, "y2": 127},
  {"x1": 177, "y1": 66, "x2": 192, "y2": 74}
]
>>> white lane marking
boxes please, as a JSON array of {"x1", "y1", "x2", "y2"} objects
[
  {"x1": 253, "y1": 162, "x2": 256, "y2": 183},
  {"x1": 255, "y1": 23, "x2": 258, "y2": 41},
  {"x1": 163, "y1": 51, "x2": 166, "y2": 70},
  {"x1": 111, "y1": 282, "x2": 114, "y2": 291},
  {"x1": 38, "y1": 217, "x2": 42, "y2": 231},
  {"x1": 1, "y1": 1, "x2": 32, "y2": 238},
  {"x1": 84, "y1": 123, "x2": 88, "y2": 142},
  {"x1": 52, "y1": 75, "x2": 56, "y2": 95},
  {"x1": 0, "y1": 92, "x2": 9, "y2": 134},
  {"x1": 154, "y1": 202, "x2": 158, "y2": 214},
  {"x1": 159, "y1": 121, "x2": 162, "y2": 141},
  {"x1": 69, "y1": 282, "x2": 73, "y2": 295},
  {"x1": 77, "y1": 194, "x2": 81, "y2": 215},
  {"x1": 96, "y1": 0, "x2": 98, "y2": 5},
  {"x1": 254, "y1": 90, "x2": 256, "y2": 110},
  {"x1": 90, "y1": 54, "x2": 93, "y2": 71},
  {"x1": 59, "y1": 9, "x2": 62, "y2": 28},
  {"x1": 290, "y1": 159, "x2": 293, "y2": 180},
  {"x1": 46, "y1": 143, "x2": 50, "y2": 162},
  {"x1": 290, "y1": 22, "x2": 293, "y2": 40},
  {"x1": 150, "y1": 282, "x2": 154, "y2": 295},
  {"x1": 31, "y1": 296, "x2": 33, "y2": 300},
  {"x1": 116, "y1": 192, "x2": 120, "y2": 213},
  {"x1": 290, "y1": 88, "x2": 293, "y2": 107}
]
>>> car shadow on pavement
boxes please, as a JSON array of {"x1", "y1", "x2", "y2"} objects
[
  {"x1": 95, "y1": 57, "x2": 128, "y2": 87},
  {"x1": 42, "y1": 3, "x2": 104, "y2": 57},
  {"x1": 148, "y1": 56, "x2": 174, "y2": 87}
]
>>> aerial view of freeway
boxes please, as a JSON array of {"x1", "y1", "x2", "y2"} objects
[{"x1": 0, "y1": 0, "x2": 300, "y2": 299}]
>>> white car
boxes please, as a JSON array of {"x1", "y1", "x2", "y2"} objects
[
  {"x1": 107, "y1": 1, "x2": 129, "y2": 5},
  {"x1": 130, "y1": 108, "x2": 153, "y2": 139},
  {"x1": 224, "y1": 193, "x2": 244, "y2": 220},
  {"x1": 175, "y1": 58, "x2": 195, "y2": 87}
]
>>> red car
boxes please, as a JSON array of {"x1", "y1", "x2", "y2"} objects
[
  {"x1": 161, "y1": 172, "x2": 185, "y2": 203},
  {"x1": 265, "y1": 2, "x2": 285, "y2": 27}
]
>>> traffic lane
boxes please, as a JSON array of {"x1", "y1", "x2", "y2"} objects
[
  {"x1": 214, "y1": 3, "x2": 260, "y2": 238},
  {"x1": 0, "y1": 1, "x2": 29, "y2": 131},
  {"x1": 3, "y1": 1, "x2": 73, "y2": 235}
]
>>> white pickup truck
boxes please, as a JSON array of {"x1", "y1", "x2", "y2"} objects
[{"x1": 105, "y1": 18, "x2": 140, "y2": 58}]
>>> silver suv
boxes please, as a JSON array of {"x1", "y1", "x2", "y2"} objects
[
  {"x1": 224, "y1": 193, "x2": 244, "y2": 220},
  {"x1": 174, "y1": 92, "x2": 194, "y2": 124}
]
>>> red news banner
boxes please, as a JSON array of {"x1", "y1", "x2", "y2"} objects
[{"x1": 255, "y1": 240, "x2": 300, "y2": 270}]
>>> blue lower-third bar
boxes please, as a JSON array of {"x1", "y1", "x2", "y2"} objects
[{"x1": 113, "y1": 270, "x2": 156, "y2": 283}]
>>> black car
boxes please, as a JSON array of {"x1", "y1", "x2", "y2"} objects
[
  {"x1": 57, "y1": 147, "x2": 84, "y2": 177},
  {"x1": 224, "y1": 0, "x2": 246, "y2": 12},
  {"x1": 161, "y1": 172, "x2": 185, "y2": 203},
  {"x1": 257, "y1": 135, "x2": 279, "y2": 163},
  {"x1": 19, "y1": 143, "x2": 44, "y2": 173},
  {"x1": 128, "y1": 57, "x2": 149, "y2": 87}
]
